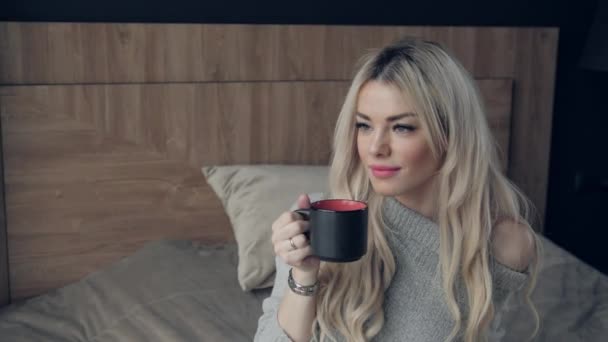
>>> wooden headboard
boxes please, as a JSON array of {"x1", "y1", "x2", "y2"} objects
[{"x1": 0, "y1": 23, "x2": 558, "y2": 303}]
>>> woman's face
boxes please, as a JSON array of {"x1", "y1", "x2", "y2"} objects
[{"x1": 356, "y1": 80, "x2": 440, "y2": 201}]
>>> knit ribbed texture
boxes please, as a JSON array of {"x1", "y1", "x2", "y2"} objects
[{"x1": 255, "y1": 197, "x2": 528, "y2": 341}]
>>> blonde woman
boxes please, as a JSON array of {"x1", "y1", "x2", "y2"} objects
[{"x1": 255, "y1": 38, "x2": 541, "y2": 342}]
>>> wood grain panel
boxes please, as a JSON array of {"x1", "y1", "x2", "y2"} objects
[
  {"x1": 0, "y1": 79, "x2": 512, "y2": 299},
  {"x1": 478, "y1": 79, "x2": 514, "y2": 170},
  {"x1": 510, "y1": 28, "x2": 559, "y2": 228},
  {"x1": 0, "y1": 23, "x2": 557, "y2": 230},
  {"x1": 0, "y1": 103, "x2": 8, "y2": 306},
  {"x1": 1, "y1": 80, "x2": 513, "y2": 167},
  {"x1": 0, "y1": 88, "x2": 231, "y2": 299},
  {"x1": 1, "y1": 82, "x2": 351, "y2": 167},
  {"x1": 0, "y1": 23, "x2": 517, "y2": 84},
  {"x1": 3, "y1": 139, "x2": 235, "y2": 298}
]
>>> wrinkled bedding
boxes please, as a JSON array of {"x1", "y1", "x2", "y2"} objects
[
  {"x1": 0, "y1": 237, "x2": 606, "y2": 341},
  {"x1": 500, "y1": 237, "x2": 608, "y2": 342},
  {"x1": 0, "y1": 241, "x2": 270, "y2": 342}
]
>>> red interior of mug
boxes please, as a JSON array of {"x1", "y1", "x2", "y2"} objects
[{"x1": 312, "y1": 199, "x2": 367, "y2": 212}]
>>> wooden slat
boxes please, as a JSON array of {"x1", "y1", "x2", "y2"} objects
[
  {"x1": 0, "y1": 106, "x2": 8, "y2": 306},
  {"x1": 510, "y1": 28, "x2": 559, "y2": 228},
  {"x1": 478, "y1": 79, "x2": 513, "y2": 170},
  {"x1": 1, "y1": 82, "x2": 350, "y2": 167},
  {"x1": 1, "y1": 80, "x2": 512, "y2": 167},
  {"x1": 0, "y1": 23, "x2": 517, "y2": 84}
]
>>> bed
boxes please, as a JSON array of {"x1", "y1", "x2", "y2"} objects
[{"x1": 0, "y1": 22, "x2": 605, "y2": 341}]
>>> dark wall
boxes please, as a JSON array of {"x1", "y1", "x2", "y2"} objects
[
  {"x1": 1, "y1": 0, "x2": 606, "y2": 274},
  {"x1": 544, "y1": 1, "x2": 608, "y2": 275},
  {"x1": 0, "y1": 0, "x2": 582, "y2": 26}
]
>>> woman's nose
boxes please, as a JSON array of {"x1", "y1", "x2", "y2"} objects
[{"x1": 369, "y1": 131, "x2": 390, "y2": 156}]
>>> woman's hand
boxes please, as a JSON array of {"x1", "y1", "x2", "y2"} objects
[{"x1": 271, "y1": 194, "x2": 321, "y2": 285}]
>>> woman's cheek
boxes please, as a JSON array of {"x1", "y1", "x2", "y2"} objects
[{"x1": 399, "y1": 138, "x2": 430, "y2": 164}]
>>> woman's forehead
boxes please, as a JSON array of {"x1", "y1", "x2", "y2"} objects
[{"x1": 356, "y1": 81, "x2": 417, "y2": 119}]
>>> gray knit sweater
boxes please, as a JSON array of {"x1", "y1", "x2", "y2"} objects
[{"x1": 254, "y1": 197, "x2": 528, "y2": 341}]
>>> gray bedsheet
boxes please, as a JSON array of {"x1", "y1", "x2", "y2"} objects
[
  {"x1": 0, "y1": 237, "x2": 606, "y2": 341},
  {"x1": 0, "y1": 241, "x2": 271, "y2": 342},
  {"x1": 500, "y1": 237, "x2": 608, "y2": 342}
]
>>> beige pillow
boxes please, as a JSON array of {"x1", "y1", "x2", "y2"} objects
[{"x1": 202, "y1": 165, "x2": 328, "y2": 291}]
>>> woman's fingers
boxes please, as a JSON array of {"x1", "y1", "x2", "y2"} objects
[
  {"x1": 271, "y1": 219, "x2": 309, "y2": 244},
  {"x1": 273, "y1": 233, "x2": 308, "y2": 255},
  {"x1": 270, "y1": 206, "x2": 317, "y2": 269},
  {"x1": 272, "y1": 211, "x2": 294, "y2": 232},
  {"x1": 271, "y1": 211, "x2": 304, "y2": 236}
]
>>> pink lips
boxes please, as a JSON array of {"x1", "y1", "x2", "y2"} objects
[{"x1": 370, "y1": 165, "x2": 401, "y2": 179}]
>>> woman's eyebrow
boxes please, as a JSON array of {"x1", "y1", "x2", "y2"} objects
[{"x1": 356, "y1": 112, "x2": 417, "y2": 122}]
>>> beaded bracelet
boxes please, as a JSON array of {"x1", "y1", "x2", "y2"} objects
[{"x1": 287, "y1": 268, "x2": 319, "y2": 296}]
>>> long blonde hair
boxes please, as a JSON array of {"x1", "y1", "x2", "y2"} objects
[{"x1": 313, "y1": 38, "x2": 541, "y2": 341}]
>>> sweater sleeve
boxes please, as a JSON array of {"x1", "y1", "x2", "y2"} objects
[
  {"x1": 491, "y1": 258, "x2": 529, "y2": 309},
  {"x1": 254, "y1": 255, "x2": 294, "y2": 342}
]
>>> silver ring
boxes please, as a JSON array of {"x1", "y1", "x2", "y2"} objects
[{"x1": 289, "y1": 237, "x2": 297, "y2": 251}]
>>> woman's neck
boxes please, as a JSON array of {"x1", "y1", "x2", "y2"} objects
[{"x1": 394, "y1": 176, "x2": 439, "y2": 222}]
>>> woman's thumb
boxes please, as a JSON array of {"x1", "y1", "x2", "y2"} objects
[{"x1": 297, "y1": 193, "x2": 311, "y2": 209}]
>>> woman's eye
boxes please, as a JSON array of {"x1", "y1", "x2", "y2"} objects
[
  {"x1": 355, "y1": 122, "x2": 371, "y2": 131},
  {"x1": 393, "y1": 124, "x2": 415, "y2": 133}
]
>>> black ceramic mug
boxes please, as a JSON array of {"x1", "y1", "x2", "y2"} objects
[{"x1": 294, "y1": 199, "x2": 368, "y2": 262}]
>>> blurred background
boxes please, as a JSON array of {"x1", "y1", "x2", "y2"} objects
[{"x1": 0, "y1": 0, "x2": 606, "y2": 275}]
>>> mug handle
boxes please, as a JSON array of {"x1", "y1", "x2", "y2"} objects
[
  {"x1": 293, "y1": 208, "x2": 310, "y2": 220},
  {"x1": 293, "y1": 208, "x2": 311, "y2": 239}
]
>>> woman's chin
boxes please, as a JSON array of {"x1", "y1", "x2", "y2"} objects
[{"x1": 370, "y1": 183, "x2": 402, "y2": 197}]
